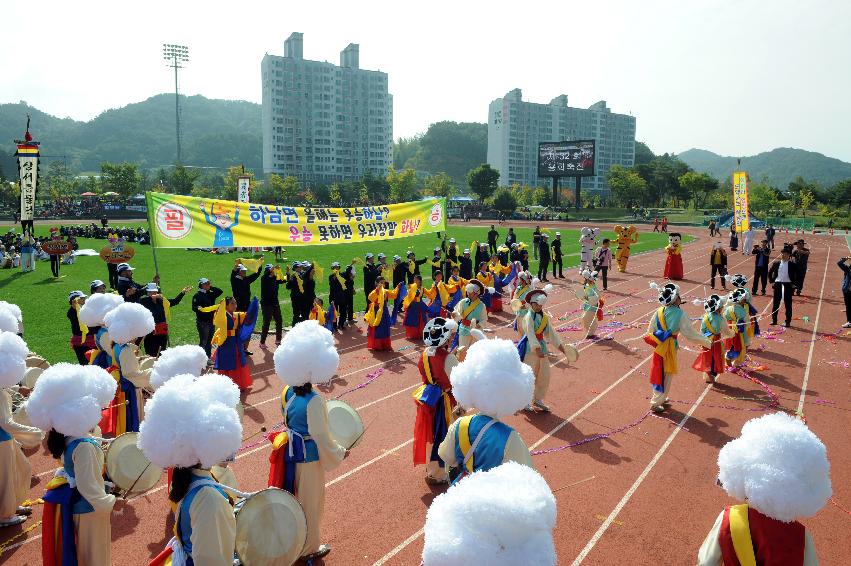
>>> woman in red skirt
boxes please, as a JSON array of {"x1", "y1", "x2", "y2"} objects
[
  {"x1": 403, "y1": 275, "x2": 430, "y2": 340},
  {"x1": 365, "y1": 276, "x2": 400, "y2": 350},
  {"x1": 213, "y1": 296, "x2": 258, "y2": 399},
  {"x1": 692, "y1": 294, "x2": 733, "y2": 384}
]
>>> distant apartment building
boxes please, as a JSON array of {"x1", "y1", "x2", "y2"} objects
[
  {"x1": 261, "y1": 32, "x2": 393, "y2": 183},
  {"x1": 487, "y1": 89, "x2": 636, "y2": 195}
]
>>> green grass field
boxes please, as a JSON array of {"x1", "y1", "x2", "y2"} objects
[{"x1": 0, "y1": 222, "x2": 683, "y2": 362}]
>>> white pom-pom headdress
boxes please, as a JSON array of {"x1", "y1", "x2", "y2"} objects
[
  {"x1": 717, "y1": 412, "x2": 831, "y2": 522},
  {"x1": 450, "y1": 338, "x2": 534, "y2": 417},
  {"x1": 527, "y1": 284, "x2": 553, "y2": 306},
  {"x1": 0, "y1": 302, "x2": 23, "y2": 334},
  {"x1": 274, "y1": 320, "x2": 339, "y2": 387},
  {"x1": 422, "y1": 462, "x2": 557, "y2": 566},
  {"x1": 0, "y1": 332, "x2": 29, "y2": 388},
  {"x1": 0, "y1": 309, "x2": 18, "y2": 334},
  {"x1": 649, "y1": 281, "x2": 680, "y2": 306},
  {"x1": 79, "y1": 293, "x2": 124, "y2": 327},
  {"x1": 150, "y1": 345, "x2": 209, "y2": 390},
  {"x1": 580, "y1": 268, "x2": 598, "y2": 281},
  {"x1": 465, "y1": 279, "x2": 485, "y2": 297},
  {"x1": 138, "y1": 373, "x2": 241, "y2": 469},
  {"x1": 104, "y1": 302, "x2": 155, "y2": 345},
  {"x1": 26, "y1": 363, "x2": 117, "y2": 436},
  {"x1": 0, "y1": 301, "x2": 22, "y2": 322}
]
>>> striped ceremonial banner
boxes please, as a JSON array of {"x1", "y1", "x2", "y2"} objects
[{"x1": 732, "y1": 171, "x2": 750, "y2": 233}]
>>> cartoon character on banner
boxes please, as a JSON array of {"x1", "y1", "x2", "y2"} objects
[
  {"x1": 579, "y1": 227, "x2": 600, "y2": 271},
  {"x1": 664, "y1": 232, "x2": 684, "y2": 280},
  {"x1": 200, "y1": 201, "x2": 239, "y2": 248},
  {"x1": 613, "y1": 225, "x2": 639, "y2": 272}
]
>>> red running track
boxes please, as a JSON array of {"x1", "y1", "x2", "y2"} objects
[{"x1": 2, "y1": 226, "x2": 849, "y2": 565}]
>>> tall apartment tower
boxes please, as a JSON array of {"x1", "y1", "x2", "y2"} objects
[
  {"x1": 262, "y1": 32, "x2": 393, "y2": 182},
  {"x1": 487, "y1": 89, "x2": 636, "y2": 194}
]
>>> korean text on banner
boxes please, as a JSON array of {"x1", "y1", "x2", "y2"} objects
[
  {"x1": 732, "y1": 171, "x2": 750, "y2": 233},
  {"x1": 237, "y1": 176, "x2": 251, "y2": 203},
  {"x1": 146, "y1": 192, "x2": 447, "y2": 248}
]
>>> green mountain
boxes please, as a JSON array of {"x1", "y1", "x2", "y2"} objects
[
  {"x1": 677, "y1": 147, "x2": 851, "y2": 189},
  {"x1": 0, "y1": 94, "x2": 262, "y2": 175}
]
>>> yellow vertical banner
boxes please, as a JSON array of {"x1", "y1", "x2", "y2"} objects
[
  {"x1": 147, "y1": 191, "x2": 447, "y2": 248},
  {"x1": 732, "y1": 171, "x2": 750, "y2": 233}
]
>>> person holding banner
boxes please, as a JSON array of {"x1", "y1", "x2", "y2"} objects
[
  {"x1": 192, "y1": 278, "x2": 224, "y2": 359},
  {"x1": 116, "y1": 263, "x2": 148, "y2": 303},
  {"x1": 365, "y1": 276, "x2": 401, "y2": 351},
  {"x1": 267, "y1": 321, "x2": 348, "y2": 562},
  {"x1": 230, "y1": 261, "x2": 262, "y2": 312}
]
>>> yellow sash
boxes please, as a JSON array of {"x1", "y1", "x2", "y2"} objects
[
  {"x1": 477, "y1": 272, "x2": 494, "y2": 287},
  {"x1": 309, "y1": 306, "x2": 325, "y2": 326},
  {"x1": 458, "y1": 415, "x2": 475, "y2": 473},
  {"x1": 703, "y1": 314, "x2": 717, "y2": 336},
  {"x1": 462, "y1": 299, "x2": 481, "y2": 321},
  {"x1": 73, "y1": 299, "x2": 88, "y2": 343},
  {"x1": 515, "y1": 285, "x2": 529, "y2": 302},
  {"x1": 408, "y1": 260, "x2": 416, "y2": 274},
  {"x1": 729, "y1": 504, "x2": 758, "y2": 566},
  {"x1": 403, "y1": 283, "x2": 421, "y2": 309},
  {"x1": 652, "y1": 307, "x2": 678, "y2": 374},
  {"x1": 365, "y1": 288, "x2": 386, "y2": 327},
  {"x1": 332, "y1": 269, "x2": 347, "y2": 290},
  {"x1": 163, "y1": 296, "x2": 171, "y2": 322},
  {"x1": 535, "y1": 312, "x2": 549, "y2": 337},
  {"x1": 293, "y1": 273, "x2": 304, "y2": 294}
]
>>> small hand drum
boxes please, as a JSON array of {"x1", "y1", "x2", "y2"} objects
[
  {"x1": 234, "y1": 488, "x2": 307, "y2": 566},
  {"x1": 105, "y1": 432, "x2": 162, "y2": 495},
  {"x1": 325, "y1": 400, "x2": 365, "y2": 449}
]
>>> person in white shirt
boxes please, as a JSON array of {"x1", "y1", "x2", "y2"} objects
[
  {"x1": 742, "y1": 228, "x2": 756, "y2": 255},
  {"x1": 768, "y1": 244, "x2": 799, "y2": 327}
]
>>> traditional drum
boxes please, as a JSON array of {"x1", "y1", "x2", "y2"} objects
[
  {"x1": 105, "y1": 432, "x2": 162, "y2": 496},
  {"x1": 325, "y1": 400, "x2": 365, "y2": 449},
  {"x1": 233, "y1": 488, "x2": 307, "y2": 566},
  {"x1": 25, "y1": 354, "x2": 50, "y2": 369},
  {"x1": 22, "y1": 367, "x2": 43, "y2": 390}
]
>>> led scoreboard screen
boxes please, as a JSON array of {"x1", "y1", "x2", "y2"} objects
[{"x1": 538, "y1": 140, "x2": 596, "y2": 178}]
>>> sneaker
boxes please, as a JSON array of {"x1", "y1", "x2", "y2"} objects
[
  {"x1": 0, "y1": 515, "x2": 26, "y2": 527},
  {"x1": 302, "y1": 544, "x2": 332, "y2": 561},
  {"x1": 651, "y1": 405, "x2": 665, "y2": 414},
  {"x1": 16, "y1": 506, "x2": 32, "y2": 516},
  {"x1": 523, "y1": 404, "x2": 536, "y2": 412},
  {"x1": 842, "y1": 322, "x2": 851, "y2": 328},
  {"x1": 425, "y1": 475, "x2": 449, "y2": 486},
  {"x1": 533, "y1": 400, "x2": 551, "y2": 412}
]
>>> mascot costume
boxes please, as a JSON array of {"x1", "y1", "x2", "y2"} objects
[
  {"x1": 663, "y1": 232, "x2": 684, "y2": 280},
  {"x1": 579, "y1": 227, "x2": 601, "y2": 271},
  {"x1": 613, "y1": 225, "x2": 639, "y2": 272}
]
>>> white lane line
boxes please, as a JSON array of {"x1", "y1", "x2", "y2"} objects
[
  {"x1": 570, "y1": 384, "x2": 712, "y2": 565},
  {"x1": 797, "y1": 244, "x2": 831, "y2": 414},
  {"x1": 357, "y1": 384, "x2": 419, "y2": 411},
  {"x1": 327, "y1": 439, "x2": 413, "y2": 487},
  {"x1": 372, "y1": 528, "x2": 425, "y2": 566}
]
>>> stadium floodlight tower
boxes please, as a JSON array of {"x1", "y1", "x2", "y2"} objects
[{"x1": 162, "y1": 43, "x2": 189, "y2": 165}]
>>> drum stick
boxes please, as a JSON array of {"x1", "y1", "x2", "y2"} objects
[
  {"x1": 349, "y1": 416, "x2": 378, "y2": 449},
  {"x1": 242, "y1": 426, "x2": 267, "y2": 442},
  {"x1": 105, "y1": 400, "x2": 130, "y2": 409},
  {"x1": 122, "y1": 461, "x2": 152, "y2": 500},
  {"x1": 217, "y1": 484, "x2": 254, "y2": 500}
]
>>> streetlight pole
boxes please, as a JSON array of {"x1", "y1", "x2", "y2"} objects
[{"x1": 162, "y1": 44, "x2": 189, "y2": 165}]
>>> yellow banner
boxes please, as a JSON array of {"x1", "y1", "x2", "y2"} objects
[
  {"x1": 732, "y1": 171, "x2": 750, "y2": 233},
  {"x1": 146, "y1": 192, "x2": 446, "y2": 248}
]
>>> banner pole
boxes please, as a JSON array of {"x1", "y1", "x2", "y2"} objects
[{"x1": 145, "y1": 191, "x2": 160, "y2": 276}]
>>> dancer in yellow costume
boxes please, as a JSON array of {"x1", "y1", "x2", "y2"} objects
[{"x1": 613, "y1": 225, "x2": 639, "y2": 272}]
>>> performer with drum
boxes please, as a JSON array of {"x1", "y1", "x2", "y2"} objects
[
  {"x1": 141, "y1": 371, "x2": 243, "y2": 566},
  {"x1": 27, "y1": 363, "x2": 118, "y2": 565},
  {"x1": 438, "y1": 338, "x2": 535, "y2": 483},
  {"x1": 451, "y1": 279, "x2": 488, "y2": 352},
  {"x1": 0, "y1": 331, "x2": 43, "y2": 527},
  {"x1": 103, "y1": 303, "x2": 155, "y2": 433},
  {"x1": 268, "y1": 320, "x2": 350, "y2": 562},
  {"x1": 79, "y1": 293, "x2": 124, "y2": 370},
  {"x1": 413, "y1": 318, "x2": 460, "y2": 485},
  {"x1": 68, "y1": 290, "x2": 97, "y2": 365}
]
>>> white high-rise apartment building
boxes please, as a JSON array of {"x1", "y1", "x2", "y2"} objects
[
  {"x1": 487, "y1": 89, "x2": 636, "y2": 195},
  {"x1": 262, "y1": 33, "x2": 393, "y2": 182}
]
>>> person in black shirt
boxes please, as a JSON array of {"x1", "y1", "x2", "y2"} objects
[
  {"x1": 329, "y1": 261, "x2": 351, "y2": 329},
  {"x1": 792, "y1": 240, "x2": 810, "y2": 296},
  {"x1": 474, "y1": 243, "x2": 489, "y2": 271},
  {"x1": 192, "y1": 277, "x2": 223, "y2": 358},
  {"x1": 487, "y1": 225, "x2": 499, "y2": 255},
  {"x1": 344, "y1": 262, "x2": 356, "y2": 326},
  {"x1": 139, "y1": 282, "x2": 192, "y2": 356},
  {"x1": 90, "y1": 279, "x2": 107, "y2": 294},
  {"x1": 751, "y1": 240, "x2": 772, "y2": 295},
  {"x1": 260, "y1": 264, "x2": 286, "y2": 347},
  {"x1": 532, "y1": 226, "x2": 542, "y2": 260},
  {"x1": 459, "y1": 249, "x2": 473, "y2": 279},
  {"x1": 363, "y1": 253, "x2": 380, "y2": 306},
  {"x1": 287, "y1": 262, "x2": 310, "y2": 327},
  {"x1": 769, "y1": 244, "x2": 799, "y2": 327},
  {"x1": 405, "y1": 251, "x2": 427, "y2": 284},
  {"x1": 538, "y1": 234, "x2": 551, "y2": 282},
  {"x1": 509, "y1": 243, "x2": 521, "y2": 265},
  {"x1": 505, "y1": 228, "x2": 517, "y2": 247},
  {"x1": 392, "y1": 255, "x2": 407, "y2": 288},
  {"x1": 444, "y1": 238, "x2": 459, "y2": 280},
  {"x1": 551, "y1": 232, "x2": 564, "y2": 279},
  {"x1": 765, "y1": 225, "x2": 776, "y2": 250},
  {"x1": 303, "y1": 262, "x2": 317, "y2": 319},
  {"x1": 116, "y1": 262, "x2": 149, "y2": 302},
  {"x1": 230, "y1": 260, "x2": 262, "y2": 311}
]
